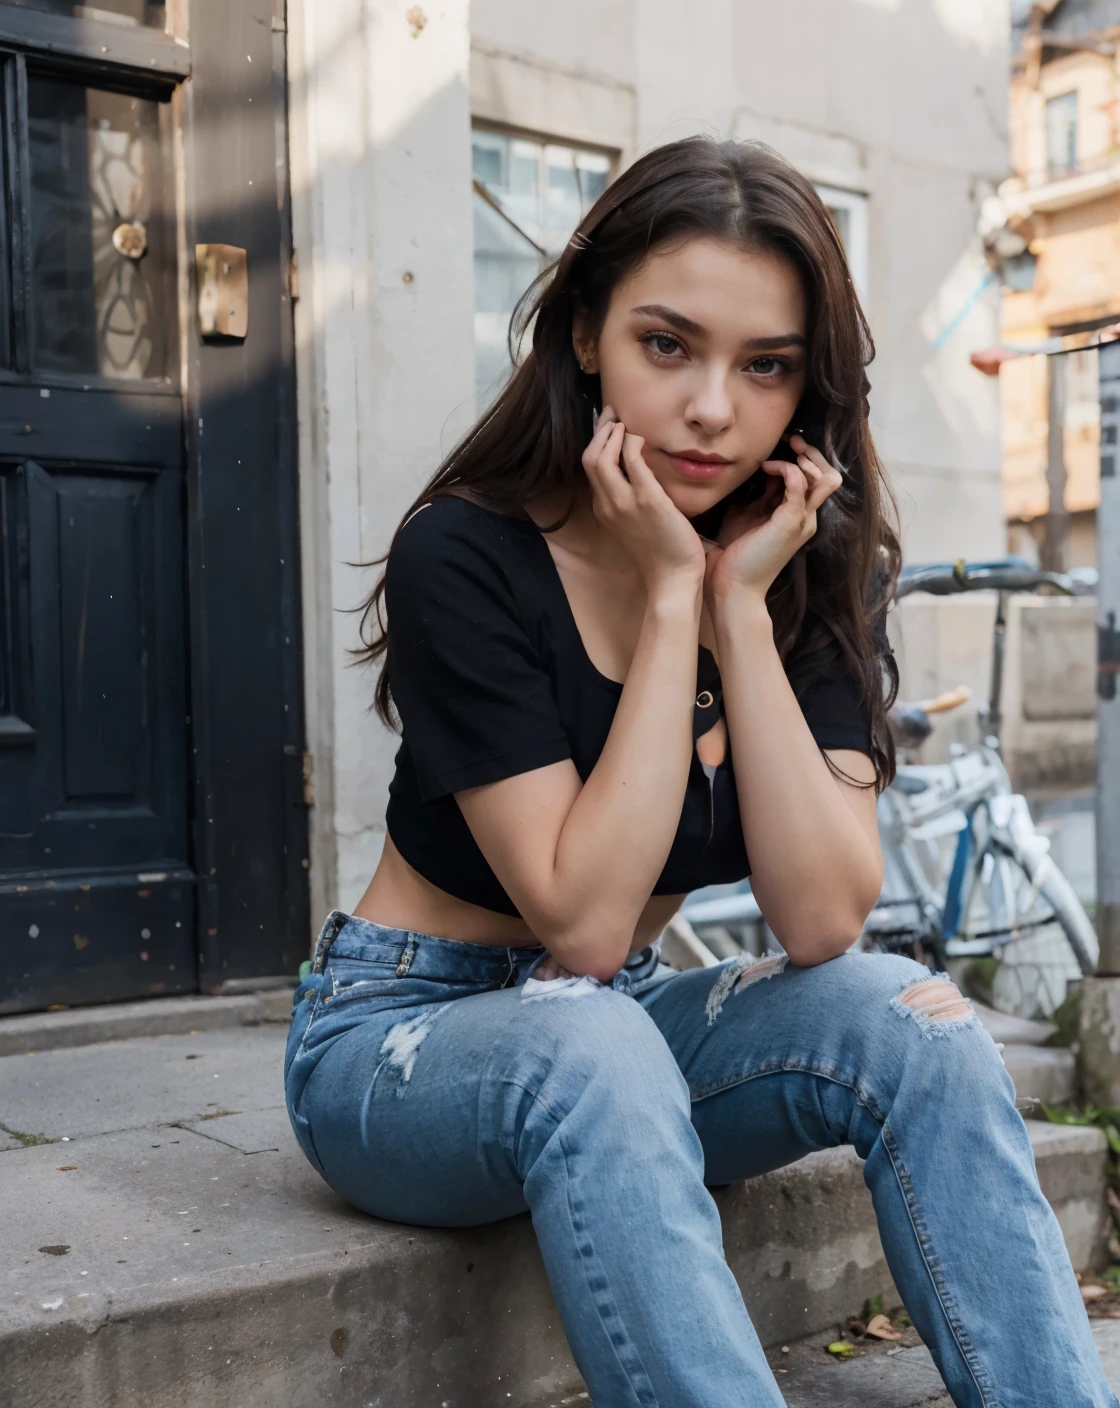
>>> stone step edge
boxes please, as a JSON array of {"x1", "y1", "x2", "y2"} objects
[
  {"x1": 0, "y1": 989, "x2": 296, "y2": 1057},
  {"x1": 1, "y1": 1124, "x2": 1105, "y2": 1351}
]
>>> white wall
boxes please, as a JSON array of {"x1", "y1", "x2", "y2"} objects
[
  {"x1": 287, "y1": 0, "x2": 476, "y2": 918},
  {"x1": 470, "y1": 0, "x2": 1011, "y2": 562},
  {"x1": 289, "y1": 0, "x2": 1011, "y2": 923}
]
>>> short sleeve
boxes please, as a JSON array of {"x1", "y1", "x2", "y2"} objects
[
  {"x1": 797, "y1": 671, "x2": 874, "y2": 754},
  {"x1": 385, "y1": 500, "x2": 572, "y2": 801}
]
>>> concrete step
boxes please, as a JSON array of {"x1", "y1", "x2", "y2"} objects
[
  {"x1": 0, "y1": 1026, "x2": 1108, "y2": 1408},
  {"x1": 1003, "y1": 1042, "x2": 1077, "y2": 1107},
  {"x1": 0, "y1": 988, "x2": 296, "y2": 1057},
  {"x1": 973, "y1": 1001, "x2": 1058, "y2": 1047}
]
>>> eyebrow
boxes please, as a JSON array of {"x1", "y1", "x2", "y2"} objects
[{"x1": 630, "y1": 303, "x2": 806, "y2": 350}]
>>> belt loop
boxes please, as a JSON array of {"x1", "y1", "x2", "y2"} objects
[
  {"x1": 500, "y1": 948, "x2": 517, "y2": 990},
  {"x1": 311, "y1": 910, "x2": 347, "y2": 974},
  {"x1": 395, "y1": 936, "x2": 417, "y2": 978}
]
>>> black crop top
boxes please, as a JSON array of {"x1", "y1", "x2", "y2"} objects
[{"x1": 384, "y1": 496, "x2": 874, "y2": 917}]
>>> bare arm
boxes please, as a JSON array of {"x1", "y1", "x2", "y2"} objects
[
  {"x1": 715, "y1": 600, "x2": 882, "y2": 964},
  {"x1": 708, "y1": 434, "x2": 883, "y2": 965},
  {"x1": 456, "y1": 414, "x2": 705, "y2": 982}
]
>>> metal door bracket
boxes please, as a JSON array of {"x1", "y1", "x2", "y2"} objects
[{"x1": 196, "y1": 244, "x2": 248, "y2": 340}]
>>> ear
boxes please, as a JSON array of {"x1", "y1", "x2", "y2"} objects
[{"x1": 571, "y1": 311, "x2": 600, "y2": 375}]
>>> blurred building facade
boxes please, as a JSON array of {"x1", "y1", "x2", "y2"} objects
[
  {"x1": 1000, "y1": 0, "x2": 1120, "y2": 568},
  {"x1": 287, "y1": 0, "x2": 1013, "y2": 918}
]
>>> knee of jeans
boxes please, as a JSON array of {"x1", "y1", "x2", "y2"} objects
[{"x1": 891, "y1": 973, "x2": 977, "y2": 1038}]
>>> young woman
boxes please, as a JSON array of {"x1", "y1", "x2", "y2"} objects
[{"x1": 285, "y1": 138, "x2": 1112, "y2": 1407}]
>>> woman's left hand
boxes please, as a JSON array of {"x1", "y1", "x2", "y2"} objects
[{"x1": 704, "y1": 434, "x2": 842, "y2": 612}]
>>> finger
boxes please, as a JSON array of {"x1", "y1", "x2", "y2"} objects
[
  {"x1": 806, "y1": 464, "x2": 843, "y2": 513},
  {"x1": 587, "y1": 422, "x2": 630, "y2": 509},
  {"x1": 768, "y1": 454, "x2": 815, "y2": 502},
  {"x1": 788, "y1": 433, "x2": 830, "y2": 476},
  {"x1": 620, "y1": 432, "x2": 659, "y2": 491},
  {"x1": 759, "y1": 459, "x2": 809, "y2": 502},
  {"x1": 581, "y1": 409, "x2": 622, "y2": 468},
  {"x1": 797, "y1": 453, "x2": 823, "y2": 486}
]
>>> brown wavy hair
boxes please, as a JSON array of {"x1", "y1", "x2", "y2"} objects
[{"x1": 356, "y1": 136, "x2": 900, "y2": 787}]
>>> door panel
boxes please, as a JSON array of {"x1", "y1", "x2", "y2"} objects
[
  {"x1": 0, "y1": 43, "x2": 191, "y2": 1013},
  {"x1": 26, "y1": 461, "x2": 188, "y2": 856}
]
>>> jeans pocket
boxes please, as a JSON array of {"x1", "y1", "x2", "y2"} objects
[{"x1": 324, "y1": 955, "x2": 400, "y2": 1002}]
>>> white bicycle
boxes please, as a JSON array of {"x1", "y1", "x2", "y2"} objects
[{"x1": 681, "y1": 559, "x2": 1098, "y2": 1020}]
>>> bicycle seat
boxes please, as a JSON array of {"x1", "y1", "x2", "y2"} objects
[
  {"x1": 896, "y1": 557, "x2": 1073, "y2": 599},
  {"x1": 888, "y1": 702, "x2": 933, "y2": 749}
]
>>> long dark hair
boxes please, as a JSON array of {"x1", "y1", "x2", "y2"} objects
[{"x1": 357, "y1": 136, "x2": 900, "y2": 787}]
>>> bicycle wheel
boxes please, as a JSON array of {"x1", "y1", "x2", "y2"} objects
[
  {"x1": 979, "y1": 848, "x2": 1097, "y2": 1018},
  {"x1": 1036, "y1": 858, "x2": 1098, "y2": 975}
]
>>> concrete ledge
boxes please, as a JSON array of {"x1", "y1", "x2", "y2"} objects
[
  {"x1": 1, "y1": 1103, "x2": 1106, "y2": 1407},
  {"x1": 0, "y1": 991, "x2": 296, "y2": 1057},
  {"x1": 1003, "y1": 1044, "x2": 1077, "y2": 1107}
]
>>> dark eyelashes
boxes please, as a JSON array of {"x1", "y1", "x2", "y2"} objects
[
  {"x1": 639, "y1": 331, "x2": 683, "y2": 357},
  {"x1": 637, "y1": 330, "x2": 797, "y2": 376}
]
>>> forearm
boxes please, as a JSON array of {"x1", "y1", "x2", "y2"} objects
[
  {"x1": 715, "y1": 596, "x2": 883, "y2": 964},
  {"x1": 547, "y1": 588, "x2": 700, "y2": 977}
]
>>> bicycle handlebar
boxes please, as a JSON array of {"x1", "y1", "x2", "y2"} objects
[{"x1": 895, "y1": 557, "x2": 1074, "y2": 600}]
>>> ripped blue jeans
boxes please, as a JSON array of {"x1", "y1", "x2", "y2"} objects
[{"x1": 284, "y1": 912, "x2": 1115, "y2": 1408}]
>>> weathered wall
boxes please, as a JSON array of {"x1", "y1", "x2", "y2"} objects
[
  {"x1": 287, "y1": 0, "x2": 477, "y2": 917},
  {"x1": 471, "y1": 0, "x2": 1010, "y2": 563},
  {"x1": 290, "y1": 0, "x2": 1010, "y2": 919}
]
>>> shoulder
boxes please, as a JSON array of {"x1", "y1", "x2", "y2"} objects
[
  {"x1": 386, "y1": 496, "x2": 540, "y2": 621},
  {"x1": 390, "y1": 496, "x2": 532, "y2": 573}
]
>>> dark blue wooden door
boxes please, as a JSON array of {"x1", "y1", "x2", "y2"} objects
[{"x1": 0, "y1": 37, "x2": 194, "y2": 1011}]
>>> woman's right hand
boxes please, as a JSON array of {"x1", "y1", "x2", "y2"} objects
[{"x1": 582, "y1": 407, "x2": 706, "y2": 598}]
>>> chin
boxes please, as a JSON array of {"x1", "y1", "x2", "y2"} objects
[{"x1": 661, "y1": 480, "x2": 733, "y2": 520}]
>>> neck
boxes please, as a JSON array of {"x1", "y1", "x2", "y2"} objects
[{"x1": 528, "y1": 481, "x2": 639, "y2": 577}]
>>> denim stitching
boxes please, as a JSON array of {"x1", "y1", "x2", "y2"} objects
[
  {"x1": 690, "y1": 1060, "x2": 1000, "y2": 1405},
  {"x1": 295, "y1": 986, "x2": 322, "y2": 1052},
  {"x1": 688, "y1": 1056, "x2": 886, "y2": 1119},
  {"x1": 880, "y1": 1119, "x2": 1001, "y2": 1407},
  {"x1": 557, "y1": 1123, "x2": 661, "y2": 1408}
]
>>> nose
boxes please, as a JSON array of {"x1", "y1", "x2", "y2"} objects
[{"x1": 683, "y1": 367, "x2": 734, "y2": 438}]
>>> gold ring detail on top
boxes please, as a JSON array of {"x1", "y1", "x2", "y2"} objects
[{"x1": 695, "y1": 690, "x2": 715, "y2": 709}]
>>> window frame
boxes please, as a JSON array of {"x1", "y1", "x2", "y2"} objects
[
  {"x1": 470, "y1": 122, "x2": 617, "y2": 405},
  {"x1": 813, "y1": 182, "x2": 869, "y2": 302},
  {"x1": 1045, "y1": 89, "x2": 1080, "y2": 181}
]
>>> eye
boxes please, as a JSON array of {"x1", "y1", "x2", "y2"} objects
[
  {"x1": 747, "y1": 356, "x2": 786, "y2": 377},
  {"x1": 640, "y1": 331, "x2": 685, "y2": 360}
]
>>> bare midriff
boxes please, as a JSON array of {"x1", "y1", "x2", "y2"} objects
[{"x1": 352, "y1": 833, "x2": 682, "y2": 957}]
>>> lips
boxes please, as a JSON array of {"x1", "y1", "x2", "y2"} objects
[{"x1": 664, "y1": 452, "x2": 732, "y2": 483}]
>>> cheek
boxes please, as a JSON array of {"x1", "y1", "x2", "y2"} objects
[
  {"x1": 597, "y1": 348, "x2": 671, "y2": 433},
  {"x1": 746, "y1": 381, "x2": 804, "y2": 442}
]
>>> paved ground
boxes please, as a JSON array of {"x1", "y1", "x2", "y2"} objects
[
  {"x1": 531, "y1": 1320, "x2": 1120, "y2": 1406},
  {"x1": 1, "y1": 1016, "x2": 1115, "y2": 1406},
  {"x1": 765, "y1": 1320, "x2": 1120, "y2": 1406}
]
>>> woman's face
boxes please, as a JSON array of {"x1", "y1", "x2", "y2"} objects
[{"x1": 577, "y1": 236, "x2": 809, "y2": 519}]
